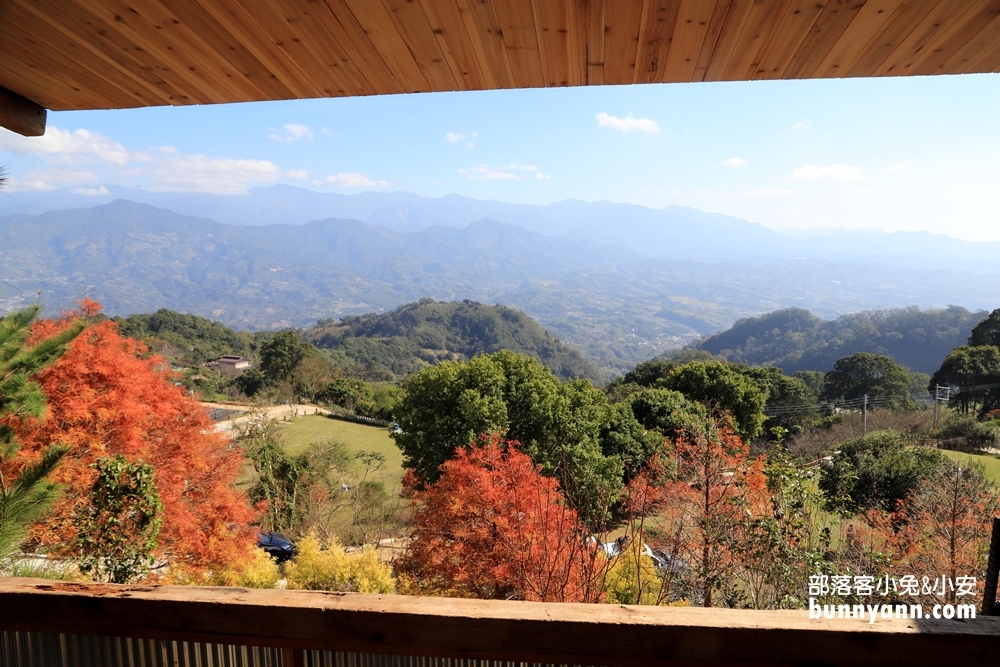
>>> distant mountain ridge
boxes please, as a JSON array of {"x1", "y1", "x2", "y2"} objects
[
  {"x1": 5, "y1": 198, "x2": 1000, "y2": 377},
  {"x1": 693, "y1": 306, "x2": 989, "y2": 375},
  {"x1": 4, "y1": 185, "x2": 1000, "y2": 272}
]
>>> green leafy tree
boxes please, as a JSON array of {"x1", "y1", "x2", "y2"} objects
[
  {"x1": 818, "y1": 431, "x2": 946, "y2": 515},
  {"x1": 239, "y1": 416, "x2": 350, "y2": 537},
  {"x1": 969, "y1": 308, "x2": 1000, "y2": 348},
  {"x1": 259, "y1": 330, "x2": 311, "y2": 385},
  {"x1": 930, "y1": 345, "x2": 1000, "y2": 416},
  {"x1": 656, "y1": 361, "x2": 767, "y2": 442},
  {"x1": 821, "y1": 352, "x2": 914, "y2": 410},
  {"x1": 74, "y1": 455, "x2": 163, "y2": 583},
  {"x1": 0, "y1": 306, "x2": 83, "y2": 558},
  {"x1": 393, "y1": 350, "x2": 625, "y2": 526},
  {"x1": 736, "y1": 366, "x2": 818, "y2": 434}
]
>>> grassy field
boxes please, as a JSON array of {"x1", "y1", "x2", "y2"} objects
[
  {"x1": 275, "y1": 414, "x2": 404, "y2": 483},
  {"x1": 940, "y1": 449, "x2": 1000, "y2": 485}
]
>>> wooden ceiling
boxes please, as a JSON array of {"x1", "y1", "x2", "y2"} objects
[{"x1": 3, "y1": 0, "x2": 1000, "y2": 135}]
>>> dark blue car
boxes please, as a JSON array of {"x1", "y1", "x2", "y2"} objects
[{"x1": 256, "y1": 531, "x2": 296, "y2": 563}]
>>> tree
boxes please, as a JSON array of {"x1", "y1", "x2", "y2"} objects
[
  {"x1": 238, "y1": 415, "x2": 350, "y2": 538},
  {"x1": 930, "y1": 346, "x2": 1000, "y2": 416},
  {"x1": 74, "y1": 455, "x2": 163, "y2": 583},
  {"x1": 396, "y1": 435, "x2": 603, "y2": 602},
  {"x1": 818, "y1": 431, "x2": 946, "y2": 515},
  {"x1": 656, "y1": 361, "x2": 767, "y2": 442},
  {"x1": 259, "y1": 330, "x2": 310, "y2": 385},
  {"x1": 822, "y1": 353, "x2": 914, "y2": 410},
  {"x1": 969, "y1": 308, "x2": 1000, "y2": 348},
  {"x1": 735, "y1": 366, "x2": 818, "y2": 435},
  {"x1": 630, "y1": 417, "x2": 759, "y2": 607},
  {"x1": 890, "y1": 461, "x2": 999, "y2": 604},
  {"x1": 392, "y1": 350, "x2": 626, "y2": 527},
  {"x1": 4, "y1": 306, "x2": 259, "y2": 580},
  {"x1": 0, "y1": 305, "x2": 83, "y2": 558}
]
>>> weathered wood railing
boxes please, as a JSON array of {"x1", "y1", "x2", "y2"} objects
[{"x1": 2, "y1": 578, "x2": 1000, "y2": 667}]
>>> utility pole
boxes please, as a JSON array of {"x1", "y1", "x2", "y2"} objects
[
  {"x1": 862, "y1": 394, "x2": 868, "y2": 436},
  {"x1": 933, "y1": 385, "x2": 951, "y2": 430}
]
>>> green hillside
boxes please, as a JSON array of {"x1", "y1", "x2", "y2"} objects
[
  {"x1": 693, "y1": 306, "x2": 988, "y2": 374},
  {"x1": 305, "y1": 299, "x2": 601, "y2": 382},
  {"x1": 114, "y1": 309, "x2": 256, "y2": 367}
]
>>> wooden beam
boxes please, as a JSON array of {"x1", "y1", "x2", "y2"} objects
[
  {"x1": 0, "y1": 85, "x2": 46, "y2": 136},
  {"x1": 2, "y1": 578, "x2": 1000, "y2": 667}
]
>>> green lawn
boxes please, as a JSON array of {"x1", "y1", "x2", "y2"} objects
[
  {"x1": 941, "y1": 449, "x2": 1000, "y2": 485},
  {"x1": 275, "y1": 414, "x2": 404, "y2": 483}
]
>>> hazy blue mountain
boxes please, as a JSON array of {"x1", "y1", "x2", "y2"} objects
[
  {"x1": 4, "y1": 198, "x2": 1000, "y2": 376},
  {"x1": 6, "y1": 186, "x2": 1000, "y2": 272}
]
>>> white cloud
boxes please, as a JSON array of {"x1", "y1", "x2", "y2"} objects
[
  {"x1": 0, "y1": 126, "x2": 133, "y2": 165},
  {"x1": 321, "y1": 127, "x2": 333, "y2": 136},
  {"x1": 268, "y1": 123, "x2": 314, "y2": 143},
  {"x1": 313, "y1": 172, "x2": 390, "y2": 188},
  {"x1": 70, "y1": 186, "x2": 111, "y2": 196},
  {"x1": 788, "y1": 164, "x2": 861, "y2": 181},
  {"x1": 792, "y1": 119, "x2": 809, "y2": 130},
  {"x1": 286, "y1": 169, "x2": 309, "y2": 179},
  {"x1": 886, "y1": 162, "x2": 910, "y2": 172},
  {"x1": 446, "y1": 130, "x2": 477, "y2": 149},
  {"x1": 744, "y1": 188, "x2": 795, "y2": 198},
  {"x1": 459, "y1": 163, "x2": 546, "y2": 181},
  {"x1": 595, "y1": 112, "x2": 660, "y2": 134},
  {"x1": 144, "y1": 151, "x2": 284, "y2": 193},
  {"x1": 721, "y1": 157, "x2": 749, "y2": 168}
]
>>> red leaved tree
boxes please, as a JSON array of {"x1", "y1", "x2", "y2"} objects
[
  {"x1": 397, "y1": 434, "x2": 604, "y2": 602},
  {"x1": 886, "y1": 460, "x2": 999, "y2": 604},
  {"x1": 1, "y1": 301, "x2": 259, "y2": 580},
  {"x1": 626, "y1": 416, "x2": 770, "y2": 607}
]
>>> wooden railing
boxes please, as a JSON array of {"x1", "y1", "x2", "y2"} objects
[{"x1": 2, "y1": 578, "x2": 1000, "y2": 667}]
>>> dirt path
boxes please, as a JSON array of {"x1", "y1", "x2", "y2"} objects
[{"x1": 199, "y1": 401, "x2": 330, "y2": 433}]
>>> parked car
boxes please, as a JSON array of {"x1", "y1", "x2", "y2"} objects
[{"x1": 257, "y1": 531, "x2": 296, "y2": 563}]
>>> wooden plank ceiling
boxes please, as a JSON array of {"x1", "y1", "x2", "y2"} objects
[{"x1": 2, "y1": 0, "x2": 1000, "y2": 134}]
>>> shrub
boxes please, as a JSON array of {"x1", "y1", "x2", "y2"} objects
[
  {"x1": 938, "y1": 414, "x2": 999, "y2": 453},
  {"x1": 285, "y1": 532, "x2": 394, "y2": 593},
  {"x1": 214, "y1": 548, "x2": 281, "y2": 589},
  {"x1": 819, "y1": 431, "x2": 946, "y2": 515}
]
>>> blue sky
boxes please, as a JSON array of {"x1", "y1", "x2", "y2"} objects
[{"x1": 2, "y1": 73, "x2": 1000, "y2": 241}]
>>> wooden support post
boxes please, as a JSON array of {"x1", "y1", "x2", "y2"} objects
[
  {"x1": 0, "y1": 86, "x2": 46, "y2": 137},
  {"x1": 983, "y1": 516, "x2": 1000, "y2": 615},
  {"x1": 283, "y1": 647, "x2": 306, "y2": 666}
]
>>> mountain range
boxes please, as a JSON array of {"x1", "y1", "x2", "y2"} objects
[
  {"x1": 3, "y1": 186, "x2": 1000, "y2": 376},
  {"x1": 3, "y1": 185, "x2": 999, "y2": 271}
]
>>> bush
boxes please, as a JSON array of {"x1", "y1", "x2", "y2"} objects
[
  {"x1": 214, "y1": 548, "x2": 281, "y2": 589},
  {"x1": 819, "y1": 431, "x2": 946, "y2": 515},
  {"x1": 938, "y1": 414, "x2": 999, "y2": 453},
  {"x1": 603, "y1": 537, "x2": 664, "y2": 605},
  {"x1": 284, "y1": 532, "x2": 394, "y2": 593}
]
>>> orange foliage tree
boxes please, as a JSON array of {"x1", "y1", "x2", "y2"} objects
[
  {"x1": 1, "y1": 301, "x2": 259, "y2": 580},
  {"x1": 397, "y1": 434, "x2": 604, "y2": 602},
  {"x1": 885, "y1": 460, "x2": 999, "y2": 604},
  {"x1": 625, "y1": 416, "x2": 781, "y2": 607}
]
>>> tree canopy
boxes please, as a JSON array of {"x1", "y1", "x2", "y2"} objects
[
  {"x1": 656, "y1": 361, "x2": 767, "y2": 442},
  {"x1": 821, "y1": 352, "x2": 914, "y2": 409},
  {"x1": 392, "y1": 350, "x2": 634, "y2": 526},
  {"x1": 3, "y1": 307, "x2": 259, "y2": 579}
]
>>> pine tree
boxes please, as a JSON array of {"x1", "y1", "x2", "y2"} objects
[{"x1": 0, "y1": 305, "x2": 83, "y2": 557}]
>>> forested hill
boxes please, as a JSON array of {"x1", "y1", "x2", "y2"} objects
[
  {"x1": 693, "y1": 306, "x2": 988, "y2": 375},
  {"x1": 113, "y1": 309, "x2": 255, "y2": 368},
  {"x1": 303, "y1": 299, "x2": 601, "y2": 382}
]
